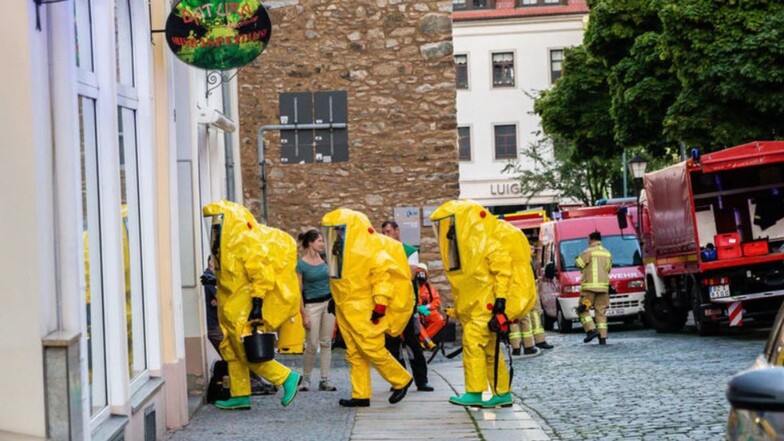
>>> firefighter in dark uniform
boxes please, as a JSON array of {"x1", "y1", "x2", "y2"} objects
[{"x1": 575, "y1": 231, "x2": 613, "y2": 345}]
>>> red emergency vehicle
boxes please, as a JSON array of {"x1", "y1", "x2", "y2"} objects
[
  {"x1": 640, "y1": 141, "x2": 784, "y2": 335},
  {"x1": 534, "y1": 206, "x2": 645, "y2": 332}
]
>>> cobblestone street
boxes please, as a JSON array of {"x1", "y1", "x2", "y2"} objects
[{"x1": 512, "y1": 324, "x2": 769, "y2": 440}]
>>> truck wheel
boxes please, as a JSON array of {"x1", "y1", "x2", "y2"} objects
[
  {"x1": 691, "y1": 284, "x2": 720, "y2": 336},
  {"x1": 643, "y1": 284, "x2": 687, "y2": 333},
  {"x1": 557, "y1": 304, "x2": 573, "y2": 333}
]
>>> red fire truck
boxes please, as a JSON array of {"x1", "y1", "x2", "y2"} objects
[
  {"x1": 640, "y1": 141, "x2": 784, "y2": 335},
  {"x1": 533, "y1": 206, "x2": 645, "y2": 332}
]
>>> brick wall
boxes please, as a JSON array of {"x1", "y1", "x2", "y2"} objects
[{"x1": 237, "y1": 0, "x2": 459, "y2": 298}]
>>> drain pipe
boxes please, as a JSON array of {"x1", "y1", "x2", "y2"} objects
[
  {"x1": 256, "y1": 122, "x2": 347, "y2": 224},
  {"x1": 221, "y1": 81, "x2": 236, "y2": 201}
]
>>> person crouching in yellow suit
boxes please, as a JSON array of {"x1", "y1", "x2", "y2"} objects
[
  {"x1": 430, "y1": 200, "x2": 534, "y2": 408},
  {"x1": 322, "y1": 208, "x2": 414, "y2": 407},
  {"x1": 203, "y1": 200, "x2": 302, "y2": 410}
]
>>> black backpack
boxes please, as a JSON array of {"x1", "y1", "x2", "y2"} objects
[{"x1": 206, "y1": 360, "x2": 231, "y2": 403}]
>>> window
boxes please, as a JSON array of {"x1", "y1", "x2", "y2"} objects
[
  {"x1": 550, "y1": 49, "x2": 564, "y2": 83},
  {"x1": 518, "y1": 0, "x2": 566, "y2": 5},
  {"x1": 453, "y1": 0, "x2": 495, "y2": 10},
  {"x1": 115, "y1": 0, "x2": 135, "y2": 86},
  {"x1": 279, "y1": 91, "x2": 349, "y2": 163},
  {"x1": 492, "y1": 52, "x2": 514, "y2": 87},
  {"x1": 494, "y1": 125, "x2": 517, "y2": 160},
  {"x1": 458, "y1": 127, "x2": 471, "y2": 161},
  {"x1": 79, "y1": 96, "x2": 107, "y2": 416},
  {"x1": 118, "y1": 107, "x2": 147, "y2": 381},
  {"x1": 455, "y1": 55, "x2": 468, "y2": 89},
  {"x1": 74, "y1": 0, "x2": 94, "y2": 71}
]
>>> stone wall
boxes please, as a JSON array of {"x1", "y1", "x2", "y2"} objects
[{"x1": 238, "y1": 0, "x2": 459, "y2": 297}]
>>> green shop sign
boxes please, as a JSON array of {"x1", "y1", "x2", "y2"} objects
[{"x1": 165, "y1": 0, "x2": 272, "y2": 70}]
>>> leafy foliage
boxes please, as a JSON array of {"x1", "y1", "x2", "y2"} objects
[
  {"x1": 660, "y1": 0, "x2": 784, "y2": 150},
  {"x1": 502, "y1": 136, "x2": 617, "y2": 206},
  {"x1": 522, "y1": 0, "x2": 784, "y2": 204}
]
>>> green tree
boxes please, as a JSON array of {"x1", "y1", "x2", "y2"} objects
[
  {"x1": 534, "y1": 45, "x2": 617, "y2": 160},
  {"x1": 660, "y1": 0, "x2": 784, "y2": 150},
  {"x1": 503, "y1": 136, "x2": 616, "y2": 206}
]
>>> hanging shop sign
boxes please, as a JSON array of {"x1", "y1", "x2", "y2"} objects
[{"x1": 165, "y1": 0, "x2": 272, "y2": 70}]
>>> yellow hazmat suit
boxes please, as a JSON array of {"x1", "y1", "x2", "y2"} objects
[
  {"x1": 203, "y1": 200, "x2": 301, "y2": 408},
  {"x1": 430, "y1": 200, "x2": 529, "y2": 407},
  {"x1": 493, "y1": 220, "x2": 536, "y2": 319},
  {"x1": 322, "y1": 208, "x2": 414, "y2": 404}
]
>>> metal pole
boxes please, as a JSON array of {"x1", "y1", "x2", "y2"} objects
[
  {"x1": 256, "y1": 123, "x2": 347, "y2": 224},
  {"x1": 622, "y1": 149, "x2": 628, "y2": 198}
]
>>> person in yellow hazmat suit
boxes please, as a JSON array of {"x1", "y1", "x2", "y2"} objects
[
  {"x1": 430, "y1": 200, "x2": 534, "y2": 408},
  {"x1": 321, "y1": 208, "x2": 415, "y2": 407},
  {"x1": 203, "y1": 200, "x2": 302, "y2": 410},
  {"x1": 495, "y1": 221, "x2": 553, "y2": 356}
]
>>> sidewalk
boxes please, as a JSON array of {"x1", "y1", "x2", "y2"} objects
[{"x1": 165, "y1": 353, "x2": 549, "y2": 441}]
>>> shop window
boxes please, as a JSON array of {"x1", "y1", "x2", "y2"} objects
[
  {"x1": 458, "y1": 127, "x2": 471, "y2": 161},
  {"x1": 492, "y1": 52, "x2": 515, "y2": 87},
  {"x1": 455, "y1": 54, "x2": 468, "y2": 89},
  {"x1": 494, "y1": 124, "x2": 517, "y2": 160}
]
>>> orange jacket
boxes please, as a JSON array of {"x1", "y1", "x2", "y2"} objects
[{"x1": 418, "y1": 282, "x2": 441, "y2": 312}]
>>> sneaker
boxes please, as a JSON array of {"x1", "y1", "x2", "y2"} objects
[
  {"x1": 299, "y1": 376, "x2": 311, "y2": 392},
  {"x1": 319, "y1": 379, "x2": 337, "y2": 391},
  {"x1": 535, "y1": 341, "x2": 554, "y2": 350}
]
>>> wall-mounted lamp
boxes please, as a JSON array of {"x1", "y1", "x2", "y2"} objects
[{"x1": 198, "y1": 108, "x2": 237, "y2": 133}]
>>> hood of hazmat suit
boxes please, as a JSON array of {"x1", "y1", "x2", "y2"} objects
[
  {"x1": 493, "y1": 219, "x2": 536, "y2": 319},
  {"x1": 429, "y1": 200, "x2": 511, "y2": 323},
  {"x1": 202, "y1": 201, "x2": 299, "y2": 358},
  {"x1": 322, "y1": 208, "x2": 413, "y2": 337}
]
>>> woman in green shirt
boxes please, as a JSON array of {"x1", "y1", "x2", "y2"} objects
[{"x1": 296, "y1": 229, "x2": 337, "y2": 392}]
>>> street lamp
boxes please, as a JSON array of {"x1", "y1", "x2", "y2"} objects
[{"x1": 627, "y1": 154, "x2": 648, "y2": 180}]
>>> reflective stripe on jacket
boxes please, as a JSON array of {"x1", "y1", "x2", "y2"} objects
[{"x1": 575, "y1": 242, "x2": 612, "y2": 293}]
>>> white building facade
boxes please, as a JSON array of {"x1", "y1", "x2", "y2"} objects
[
  {"x1": 0, "y1": 1, "x2": 241, "y2": 439},
  {"x1": 452, "y1": 0, "x2": 589, "y2": 214}
]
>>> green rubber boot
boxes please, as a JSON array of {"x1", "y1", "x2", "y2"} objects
[
  {"x1": 482, "y1": 393, "x2": 514, "y2": 408},
  {"x1": 281, "y1": 371, "x2": 302, "y2": 407},
  {"x1": 448, "y1": 392, "x2": 484, "y2": 407},
  {"x1": 214, "y1": 395, "x2": 251, "y2": 410}
]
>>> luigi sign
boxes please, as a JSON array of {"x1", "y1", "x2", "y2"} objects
[{"x1": 165, "y1": 0, "x2": 272, "y2": 70}]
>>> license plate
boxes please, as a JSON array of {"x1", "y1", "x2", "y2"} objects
[
  {"x1": 605, "y1": 309, "x2": 624, "y2": 316},
  {"x1": 709, "y1": 285, "x2": 731, "y2": 299},
  {"x1": 704, "y1": 308, "x2": 723, "y2": 317}
]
